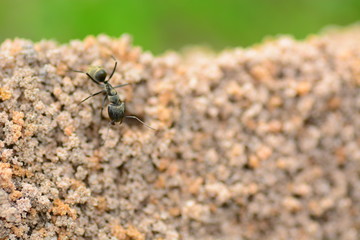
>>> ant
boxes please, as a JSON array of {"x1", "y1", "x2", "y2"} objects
[{"x1": 73, "y1": 57, "x2": 156, "y2": 131}]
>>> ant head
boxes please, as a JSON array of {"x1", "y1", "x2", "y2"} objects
[{"x1": 95, "y1": 69, "x2": 107, "y2": 82}]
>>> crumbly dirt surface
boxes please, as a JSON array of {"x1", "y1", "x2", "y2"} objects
[{"x1": 0, "y1": 30, "x2": 360, "y2": 240}]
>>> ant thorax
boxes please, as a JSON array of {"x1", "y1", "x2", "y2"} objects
[
  {"x1": 105, "y1": 84, "x2": 117, "y2": 96},
  {"x1": 108, "y1": 94, "x2": 121, "y2": 105}
]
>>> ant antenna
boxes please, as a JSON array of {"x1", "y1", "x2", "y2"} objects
[
  {"x1": 107, "y1": 56, "x2": 118, "y2": 83},
  {"x1": 69, "y1": 69, "x2": 85, "y2": 73},
  {"x1": 124, "y1": 116, "x2": 157, "y2": 130}
]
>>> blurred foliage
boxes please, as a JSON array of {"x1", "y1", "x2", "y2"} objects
[{"x1": 0, "y1": 0, "x2": 360, "y2": 54}]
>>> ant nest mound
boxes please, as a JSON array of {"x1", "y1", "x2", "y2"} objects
[{"x1": 1, "y1": 30, "x2": 360, "y2": 239}]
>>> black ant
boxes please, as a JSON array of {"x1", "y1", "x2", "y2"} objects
[{"x1": 73, "y1": 57, "x2": 156, "y2": 131}]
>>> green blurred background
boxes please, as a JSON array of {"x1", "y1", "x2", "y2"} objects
[{"x1": 1, "y1": 0, "x2": 360, "y2": 54}]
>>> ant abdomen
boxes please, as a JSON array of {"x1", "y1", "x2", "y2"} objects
[{"x1": 108, "y1": 102, "x2": 125, "y2": 124}]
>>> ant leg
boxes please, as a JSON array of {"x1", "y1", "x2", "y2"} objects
[
  {"x1": 100, "y1": 95, "x2": 107, "y2": 117},
  {"x1": 124, "y1": 116, "x2": 157, "y2": 130},
  {"x1": 103, "y1": 121, "x2": 114, "y2": 145},
  {"x1": 107, "y1": 56, "x2": 117, "y2": 82},
  {"x1": 113, "y1": 83, "x2": 131, "y2": 89},
  {"x1": 78, "y1": 90, "x2": 105, "y2": 105}
]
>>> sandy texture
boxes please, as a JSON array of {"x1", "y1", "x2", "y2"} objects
[{"x1": 0, "y1": 30, "x2": 360, "y2": 240}]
